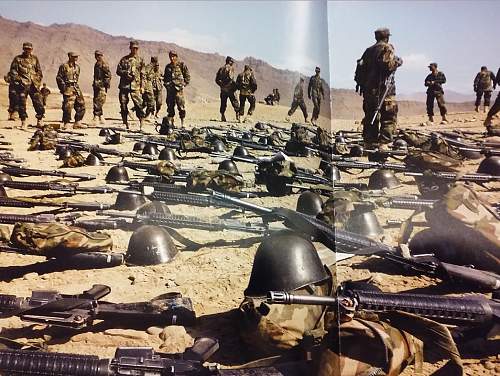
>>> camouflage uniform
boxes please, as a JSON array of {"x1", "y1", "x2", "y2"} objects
[
  {"x1": 4, "y1": 73, "x2": 18, "y2": 118},
  {"x1": 356, "y1": 28, "x2": 402, "y2": 145},
  {"x1": 56, "y1": 56, "x2": 85, "y2": 124},
  {"x1": 9, "y1": 44, "x2": 45, "y2": 122},
  {"x1": 288, "y1": 79, "x2": 308, "y2": 121},
  {"x1": 92, "y1": 53, "x2": 111, "y2": 117},
  {"x1": 215, "y1": 60, "x2": 239, "y2": 119},
  {"x1": 424, "y1": 67, "x2": 447, "y2": 119},
  {"x1": 40, "y1": 85, "x2": 51, "y2": 106},
  {"x1": 308, "y1": 68, "x2": 324, "y2": 123},
  {"x1": 143, "y1": 61, "x2": 157, "y2": 117},
  {"x1": 164, "y1": 52, "x2": 190, "y2": 122},
  {"x1": 116, "y1": 47, "x2": 146, "y2": 123},
  {"x1": 236, "y1": 65, "x2": 257, "y2": 117},
  {"x1": 485, "y1": 68, "x2": 500, "y2": 131},
  {"x1": 474, "y1": 68, "x2": 496, "y2": 109},
  {"x1": 150, "y1": 58, "x2": 163, "y2": 116}
]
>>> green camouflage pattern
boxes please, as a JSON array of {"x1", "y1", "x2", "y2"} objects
[
  {"x1": 401, "y1": 130, "x2": 462, "y2": 160},
  {"x1": 186, "y1": 170, "x2": 244, "y2": 192},
  {"x1": 56, "y1": 62, "x2": 85, "y2": 123},
  {"x1": 404, "y1": 151, "x2": 462, "y2": 172},
  {"x1": 28, "y1": 127, "x2": 57, "y2": 151},
  {"x1": 156, "y1": 160, "x2": 177, "y2": 181},
  {"x1": 290, "y1": 124, "x2": 312, "y2": 144},
  {"x1": 62, "y1": 151, "x2": 86, "y2": 168},
  {"x1": 179, "y1": 129, "x2": 213, "y2": 153},
  {"x1": 313, "y1": 127, "x2": 331, "y2": 150},
  {"x1": 0, "y1": 225, "x2": 11, "y2": 242},
  {"x1": 239, "y1": 283, "x2": 329, "y2": 357},
  {"x1": 116, "y1": 54, "x2": 145, "y2": 91},
  {"x1": 93, "y1": 60, "x2": 111, "y2": 116},
  {"x1": 11, "y1": 222, "x2": 112, "y2": 257},
  {"x1": 425, "y1": 183, "x2": 500, "y2": 272},
  {"x1": 316, "y1": 192, "x2": 359, "y2": 228}
]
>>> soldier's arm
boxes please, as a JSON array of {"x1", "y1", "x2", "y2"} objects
[
  {"x1": 183, "y1": 63, "x2": 190, "y2": 86},
  {"x1": 307, "y1": 78, "x2": 312, "y2": 98},
  {"x1": 9, "y1": 58, "x2": 20, "y2": 83},
  {"x1": 139, "y1": 59, "x2": 145, "y2": 91},
  {"x1": 104, "y1": 63, "x2": 112, "y2": 88},
  {"x1": 56, "y1": 65, "x2": 65, "y2": 93},
  {"x1": 252, "y1": 74, "x2": 258, "y2": 93},
  {"x1": 320, "y1": 81, "x2": 325, "y2": 98},
  {"x1": 438, "y1": 72, "x2": 446, "y2": 85},
  {"x1": 163, "y1": 65, "x2": 170, "y2": 87},
  {"x1": 491, "y1": 71, "x2": 496, "y2": 89},
  {"x1": 380, "y1": 44, "x2": 399, "y2": 73},
  {"x1": 34, "y1": 57, "x2": 43, "y2": 83},
  {"x1": 473, "y1": 73, "x2": 480, "y2": 90},
  {"x1": 116, "y1": 58, "x2": 127, "y2": 77}
]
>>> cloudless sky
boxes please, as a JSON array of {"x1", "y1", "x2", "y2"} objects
[
  {"x1": 329, "y1": 1, "x2": 500, "y2": 94},
  {"x1": 0, "y1": 0, "x2": 330, "y2": 80}
]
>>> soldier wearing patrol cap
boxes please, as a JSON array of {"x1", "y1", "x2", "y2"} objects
[
  {"x1": 163, "y1": 50, "x2": 190, "y2": 126},
  {"x1": 116, "y1": 40, "x2": 146, "y2": 129},
  {"x1": 143, "y1": 56, "x2": 162, "y2": 120},
  {"x1": 8, "y1": 42, "x2": 45, "y2": 128},
  {"x1": 56, "y1": 52, "x2": 86, "y2": 129},
  {"x1": 354, "y1": 27, "x2": 402, "y2": 149},
  {"x1": 215, "y1": 56, "x2": 240, "y2": 122},
  {"x1": 308, "y1": 66, "x2": 324, "y2": 125},
  {"x1": 92, "y1": 50, "x2": 111, "y2": 124},
  {"x1": 474, "y1": 66, "x2": 496, "y2": 113},
  {"x1": 424, "y1": 62, "x2": 448, "y2": 124}
]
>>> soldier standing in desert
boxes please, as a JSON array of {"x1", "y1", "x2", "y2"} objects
[
  {"x1": 474, "y1": 66, "x2": 496, "y2": 113},
  {"x1": 308, "y1": 66, "x2": 324, "y2": 125},
  {"x1": 424, "y1": 62, "x2": 448, "y2": 124},
  {"x1": 164, "y1": 50, "x2": 190, "y2": 127},
  {"x1": 236, "y1": 64, "x2": 257, "y2": 122},
  {"x1": 116, "y1": 40, "x2": 146, "y2": 129},
  {"x1": 286, "y1": 77, "x2": 309, "y2": 123},
  {"x1": 215, "y1": 56, "x2": 239, "y2": 122},
  {"x1": 56, "y1": 52, "x2": 86, "y2": 129},
  {"x1": 9, "y1": 42, "x2": 45, "y2": 128},
  {"x1": 92, "y1": 50, "x2": 111, "y2": 125}
]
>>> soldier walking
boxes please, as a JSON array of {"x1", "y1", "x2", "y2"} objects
[
  {"x1": 116, "y1": 40, "x2": 146, "y2": 129},
  {"x1": 424, "y1": 62, "x2": 448, "y2": 124},
  {"x1": 9, "y1": 42, "x2": 45, "y2": 128},
  {"x1": 474, "y1": 66, "x2": 496, "y2": 113},
  {"x1": 236, "y1": 64, "x2": 257, "y2": 121},
  {"x1": 484, "y1": 67, "x2": 500, "y2": 135},
  {"x1": 56, "y1": 52, "x2": 86, "y2": 129},
  {"x1": 164, "y1": 50, "x2": 190, "y2": 127},
  {"x1": 92, "y1": 50, "x2": 111, "y2": 125},
  {"x1": 40, "y1": 83, "x2": 50, "y2": 107},
  {"x1": 215, "y1": 56, "x2": 239, "y2": 122},
  {"x1": 308, "y1": 67, "x2": 324, "y2": 125},
  {"x1": 355, "y1": 28, "x2": 402, "y2": 148},
  {"x1": 286, "y1": 77, "x2": 308, "y2": 123},
  {"x1": 4, "y1": 73, "x2": 18, "y2": 120}
]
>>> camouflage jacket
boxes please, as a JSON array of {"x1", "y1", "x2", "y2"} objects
[
  {"x1": 56, "y1": 62, "x2": 81, "y2": 95},
  {"x1": 425, "y1": 71, "x2": 446, "y2": 94},
  {"x1": 293, "y1": 82, "x2": 305, "y2": 101},
  {"x1": 116, "y1": 54, "x2": 145, "y2": 91},
  {"x1": 357, "y1": 40, "x2": 400, "y2": 96},
  {"x1": 164, "y1": 61, "x2": 190, "y2": 91},
  {"x1": 93, "y1": 60, "x2": 111, "y2": 89},
  {"x1": 9, "y1": 53, "x2": 43, "y2": 88},
  {"x1": 236, "y1": 69, "x2": 257, "y2": 96},
  {"x1": 215, "y1": 64, "x2": 236, "y2": 93},
  {"x1": 308, "y1": 74, "x2": 324, "y2": 99},
  {"x1": 474, "y1": 70, "x2": 496, "y2": 92}
]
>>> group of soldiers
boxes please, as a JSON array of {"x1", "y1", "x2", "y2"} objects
[{"x1": 355, "y1": 27, "x2": 500, "y2": 148}]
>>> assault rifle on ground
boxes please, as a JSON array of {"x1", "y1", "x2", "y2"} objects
[
  {"x1": 0, "y1": 197, "x2": 113, "y2": 211},
  {"x1": 0, "y1": 180, "x2": 117, "y2": 194},
  {"x1": 268, "y1": 282, "x2": 500, "y2": 326},
  {"x1": 0, "y1": 164, "x2": 95, "y2": 180},
  {"x1": 405, "y1": 171, "x2": 500, "y2": 183},
  {"x1": 0, "y1": 284, "x2": 196, "y2": 329},
  {"x1": 57, "y1": 141, "x2": 157, "y2": 161}
]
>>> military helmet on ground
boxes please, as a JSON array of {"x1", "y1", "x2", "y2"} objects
[
  {"x1": 244, "y1": 231, "x2": 329, "y2": 297},
  {"x1": 85, "y1": 153, "x2": 101, "y2": 166},
  {"x1": 477, "y1": 156, "x2": 500, "y2": 175},
  {"x1": 296, "y1": 191, "x2": 324, "y2": 216},
  {"x1": 218, "y1": 159, "x2": 240, "y2": 175},
  {"x1": 136, "y1": 201, "x2": 171, "y2": 216},
  {"x1": 233, "y1": 145, "x2": 250, "y2": 157},
  {"x1": 159, "y1": 147, "x2": 176, "y2": 161},
  {"x1": 212, "y1": 139, "x2": 226, "y2": 153},
  {"x1": 126, "y1": 225, "x2": 178, "y2": 266},
  {"x1": 105, "y1": 166, "x2": 130, "y2": 183},
  {"x1": 133, "y1": 141, "x2": 146, "y2": 152},
  {"x1": 368, "y1": 169, "x2": 401, "y2": 190},
  {"x1": 346, "y1": 210, "x2": 383, "y2": 237},
  {"x1": 323, "y1": 164, "x2": 341, "y2": 181},
  {"x1": 114, "y1": 191, "x2": 148, "y2": 211},
  {"x1": 142, "y1": 143, "x2": 159, "y2": 156},
  {"x1": 0, "y1": 173, "x2": 12, "y2": 183}
]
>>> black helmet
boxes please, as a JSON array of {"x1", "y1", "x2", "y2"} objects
[
  {"x1": 57, "y1": 147, "x2": 73, "y2": 160},
  {"x1": 105, "y1": 133, "x2": 122, "y2": 145},
  {"x1": 255, "y1": 122, "x2": 267, "y2": 131},
  {"x1": 99, "y1": 128, "x2": 111, "y2": 137},
  {"x1": 459, "y1": 148, "x2": 482, "y2": 160},
  {"x1": 85, "y1": 153, "x2": 101, "y2": 166},
  {"x1": 142, "y1": 143, "x2": 159, "y2": 156},
  {"x1": 159, "y1": 148, "x2": 176, "y2": 161},
  {"x1": 296, "y1": 191, "x2": 323, "y2": 216},
  {"x1": 242, "y1": 132, "x2": 253, "y2": 141},
  {"x1": 323, "y1": 165, "x2": 341, "y2": 181},
  {"x1": 126, "y1": 225, "x2": 178, "y2": 266},
  {"x1": 349, "y1": 144, "x2": 364, "y2": 157},
  {"x1": 105, "y1": 166, "x2": 130, "y2": 183},
  {"x1": 368, "y1": 169, "x2": 400, "y2": 190},
  {"x1": 346, "y1": 210, "x2": 383, "y2": 237},
  {"x1": 212, "y1": 139, "x2": 226, "y2": 153},
  {"x1": 477, "y1": 156, "x2": 500, "y2": 175},
  {"x1": 392, "y1": 138, "x2": 407, "y2": 150},
  {"x1": 136, "y1": 201, "x2": 171, "y2": 216},
  {"x1": 133, "y1": 142, "x2": 146, "y2": 152},
  {"x1": 114, "y1": 191, "x2": 148, "y2": 211},
  {"x1": 0, "y1": 172, "x2": 13, "y2": 183},
  {"x1": 258, "y1": 136, "x2": 269, "y2": 145},
  {"x1": 335, "y1": 135, "x2": 346, "y2": 144},
  {"x1": 233, "y1": 145, "x2": 249, "y2": 157},
  {"x1": 218, "y1": 160, "x2": 240, "y2": 175},
  {"x1": 244, "y1": 232, "x2": 329, "y2": 297}
]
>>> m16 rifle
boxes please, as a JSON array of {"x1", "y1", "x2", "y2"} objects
[
  {"x1": 0, "y1": 197, "x2": 113, "y2": 211},
  {"x1": 0, "y1": 180, "x2": 117, "y2": 194},
  {"x1": 57, "y1": 141, "x2": 157, "y2": 161},
  {"x1": 0, "y1": 284, "x2": 196, "y2": 329},
  {"x1": 370, "y1": 71, "x2": 396, "y2": 126},
  {"x1": 0, "y1": 164, "x2": 95, "y2": 180}
]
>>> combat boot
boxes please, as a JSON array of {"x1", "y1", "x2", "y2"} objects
[
  {"x1": 61, "y1": 123, "x2": 70, "y2": 130},
  {"x1": 236, "y1": 113, "x2": 241, "y2": 123},
  {"x1": 8, "y1": 112, "x2": 15, "y2": 121},
  {"x1": 305, "y1": 118, "x2": 310, "y2": 124},
  {"x1": 74, "y1": 121, "x2": 87, "y2": 129},
  {"x1": 311, "y1": 118, "x2": 317, "y2": 126},
  {"x1": 99, "y1": 116, "x2": 106, "y2": 125},
  {"x1": 484, "y1": 106, "x2": 489, "y2": 113},
  {"x1": 180, "y1": 118, "x2": 185, "y2": 127},
  {"x1": 92, "y1": 115, "x2": 98, "y2": 123},
  {"x1": 167, "y1": 116, "x2": 174, "y2": 126},
  {"x1": 440, "y1": 115, "x2": 448, "y2": 124},
  {"x1": 139, "y1": 118, "x2": 145, "y2": 131},
  {"x1": 20, "y1": 120, "x2": 27, "y2": 129},
  {"x1": 36, "y1": 118, "x2": 43, "y2": 128},
  {"x1": 475, "y1": 105, "x2": 479, "y2": 112},
  {"x1": 221, "y1": 114, "x2": 227, "y2": 122}
]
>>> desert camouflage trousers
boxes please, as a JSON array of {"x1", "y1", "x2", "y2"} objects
[
  {"x1": 475, "y1": 90, "x2": 492, "y2": 107},
  {"x1": 288, "y1": 99, "x2": 308, "y2": 120},
  {"x1": 119, "y1": 88, "x2": 145, "y2": 122},
  {"x1": 8, "y1": 83, "x2": 18, "y2": 115},
  {"x1": 362, "y1": 93, "x2": 398, "y2": 144},
  {"x1": 93, "y1": 86, "x2": 107, "y2": 116},
  {"x1": 239, "y1": 94, "x2": 256, "y2": 116},
  {"x1": 154, "y1": 88, "x2": 162, "y2": 115},
  {"x1": 15, "y1": 83, "x2": 45, "y2": 121},
  {"x1": 166, "y1": 87, "x2": 186, "y2": 119},
  {"x1": 426, "y1": 92, "x2": 447, "y2": 117},
  {"x1": 143, "y1": 90, "x2": 156, "y2": 117},
  {"x1": 62, "y1": 87, "x2": 85, "y2": 123}
]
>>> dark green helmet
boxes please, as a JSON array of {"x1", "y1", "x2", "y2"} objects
[
  {"x1": 323, "y1": 165, "x2": 341, "y2": 181},
  {"x1": 159, "y1": 148, "x2": 176, "y2": 161},
  {"x1": 392, "y1": 138, "x2": 407, "y2": 150},
  {"x1": 477, "y1": 156, "x2": 500, "y2": 175},
  {"x1": 255, "y1": 122, "x2": 267, "y2": 130},
  {"x1": 136, "y1": 201, "x2": 171, "y2": 216},
  {"x1": 346, "y1": 210, "x2": 383, "y2": 237},
  {"x1": 349, "y1": 144, "x2": 364, "y2": 157},
  {"x1": 133, "y1": 142, "x2": 146, "y2": 152},
  {"x1": 142, "y1": 143, "x2": 159, "y2": 156},
  {"x1": 212, "y1": 139, "x2": 226, "y2": 153},
  {"x1": 126, "y1": 225, "x2": 178, "y2": 266},
  {"x1": 114, "y1": 191, "x2": 148, "y2": 211},
  {"x1": 105, "y1": 166, "x2": 130, "y2": 183},
  {"x1": 368, "y1": 169, "x2": 400, "y2": 190},
  {"x1": 85, "y1": 153, "x2": 101, "y2": 166},
  {"x1": 296, "y1": 191, "x2": 323, "y2": 216},
  {"x1": 218, "y1": 159, "x2": 240, "y2": 175},
  {"x1": 99, "y1": 128, "x2": 111, "y2": 137},
  {"x1": 57, "y1": 147, "x2": 73, "y2": 160},
  {"x1": 244, "y1": 232, "x2": 329, "y2": 297},
  {"x1": 233, "y1": 145, "x2": 249, "y2": 157}
]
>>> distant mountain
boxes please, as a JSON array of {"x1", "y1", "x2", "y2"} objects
[
  {"x1": 399, "y1": 90, "x2": 476, "y2": 103},
  {"x1": 0, "y1": 15, "x2": 331, "y2": 117}
]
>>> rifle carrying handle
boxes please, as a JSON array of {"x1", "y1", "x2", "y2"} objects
[{"x1": 81, "y1": 285, "x2": 111, "y2": 300}]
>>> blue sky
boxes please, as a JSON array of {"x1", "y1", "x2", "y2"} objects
[{"x1": 329, "y1": 1, "x2": 500, "y2": 93}]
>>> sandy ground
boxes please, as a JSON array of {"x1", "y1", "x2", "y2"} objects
[{"x1": 0, "y1": 94, "x2": 498, "y2": 375}]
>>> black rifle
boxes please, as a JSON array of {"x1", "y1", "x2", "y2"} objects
[
  {"x1": 0, "y1": 180, "x2": 117, "y2": 194},
  {"x1": 0, "y1": 338, "x2": 308, "y2": 375},
  {"x1": 0, "y1": 197, "x2": 113, "y2": 211},
  {"x1": 0, "y1": 284, "x2": 196, "y2": 329},
  {"x1": 0, "y1": 213, "x2": 63, "y2": 224},
  {"x1": 57, "y1": 141, "x2": 157, "y2": 161},
  {"x1": 405, "y1": 171, "x2": 500, "y2": 183},
  {"x1": 370, "y1": 71, "x2": 395, "y2": 126},
  {"x1": 268, "y1": 282, "x2": 500, "y2": 326},
  {"x1": 334, "y1": 159, "x2": 407, "y2": 171},
  {"x1": 0, "y1": 164, "x2": 95, "y2": 181}
]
